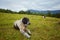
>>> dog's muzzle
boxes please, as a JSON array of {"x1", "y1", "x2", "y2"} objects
[
  {"x1": 28, "y1": 23, "x2": 31, "y2": 25},
  {"x1": 27, "y1": 22, "x2": 31, "y2": 25}
]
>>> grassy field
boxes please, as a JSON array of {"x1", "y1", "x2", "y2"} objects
[{"x1": 0, "y1": 13, "x2": 60, "y2": 40}]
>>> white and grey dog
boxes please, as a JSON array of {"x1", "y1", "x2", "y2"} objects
[{"x1": 14, "y1": 17, "x2": 31, "y2": 38}]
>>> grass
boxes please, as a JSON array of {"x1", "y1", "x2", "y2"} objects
[{"x1": 0, "y1": 13, "x2": 60, "y2": 40}]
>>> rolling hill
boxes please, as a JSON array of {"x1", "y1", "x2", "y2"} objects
[
  {"x1": 28, "y1": 9, "x2": 60, "y2": 14},
  {"x1": 0, "y1": 13, "x2": 60, "y2": 40}
]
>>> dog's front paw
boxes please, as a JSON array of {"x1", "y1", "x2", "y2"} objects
[{"x1": 27, "y1": 32, "x2": 31, "y2": 36}]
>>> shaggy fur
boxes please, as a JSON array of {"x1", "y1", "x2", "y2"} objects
[{"x1": 14, "y1": 17, "x2": 31, "y2": 38}]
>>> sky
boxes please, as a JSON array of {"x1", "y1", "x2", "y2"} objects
[{"x1": 0, "y1": 0, "x2": 60, "y2": 11}]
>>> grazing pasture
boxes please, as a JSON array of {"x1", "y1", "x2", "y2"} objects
[{"x1": 0, "y1": 13, "x2": 60, "y2": 40}]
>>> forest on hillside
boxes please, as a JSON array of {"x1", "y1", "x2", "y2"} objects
[{"x1": 0, "y1": 8, "x2": 60, "y2": 18}]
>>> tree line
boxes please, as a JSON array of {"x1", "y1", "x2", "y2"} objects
[{"x1": 0, "y1": 8, "x2": 60, "y2": 18}]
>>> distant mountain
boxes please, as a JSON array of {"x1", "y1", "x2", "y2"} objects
[
  {"x1": 50, "y1": 10, "x2": 60, "y2": 14},
  {"x1": 28, "y1": 9, "x2": 60, "y2": 14}
]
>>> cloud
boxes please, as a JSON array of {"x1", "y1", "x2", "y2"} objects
[
  {"x1": 0, "y1": 0, "x2": 60, "y2": 11},
  {"x1": 52, "y1": 4, "x2": 60, "y2": 10}
]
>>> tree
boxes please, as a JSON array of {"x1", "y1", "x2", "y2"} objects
[
  {"x1": 26, "y1": 10, "x2": 31, "y2": 14},
  {"x1": 19, "y1": 10, "x2": 26, "y2": 14},
  {"x1": 0, "y1": 8, "x2": 14, "y2": 13},
  {"x1": 47, "y1": 11, "x2": 52, "y2": 16}
]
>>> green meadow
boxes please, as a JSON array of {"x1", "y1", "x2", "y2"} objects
[{"x1": 0, "y1": 13, "x2": 60, "y2": 40}]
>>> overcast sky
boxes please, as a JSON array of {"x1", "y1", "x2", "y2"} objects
[{"x1": 0, "y1": 0, "x2": 60, "y2": 11}]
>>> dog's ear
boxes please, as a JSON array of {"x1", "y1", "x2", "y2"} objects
[{"x1": 22, "y1": 17, "x2": 29, "y2": 24}]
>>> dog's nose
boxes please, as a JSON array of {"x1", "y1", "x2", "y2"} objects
[{"x1": 28, "y1": 23, "x2": 31, "y2": 25}]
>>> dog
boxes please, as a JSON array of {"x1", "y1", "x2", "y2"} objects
[{"x1": 14, "y1": 17, "x2": 31, "y2": 38}]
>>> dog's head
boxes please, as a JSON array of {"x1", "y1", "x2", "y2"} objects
[{"x1": 22, "y1": 17, "x2": 31, "y2": 25}]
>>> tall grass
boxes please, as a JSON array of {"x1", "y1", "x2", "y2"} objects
[{"x1": 0, "y1": 13, "x2": 60, "y2": 40}]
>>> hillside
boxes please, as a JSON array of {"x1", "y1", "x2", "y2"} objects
[
  {"x1": 0, "y1": 13, "x2": 60, "y2": 40},
  {"x1": 28, "y1": 9, "x2": 60, "y2": 14}
]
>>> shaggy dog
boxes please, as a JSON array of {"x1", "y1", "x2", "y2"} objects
[{"x1": 14, "y1": 17, "x2": 31, "y2": 38}]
